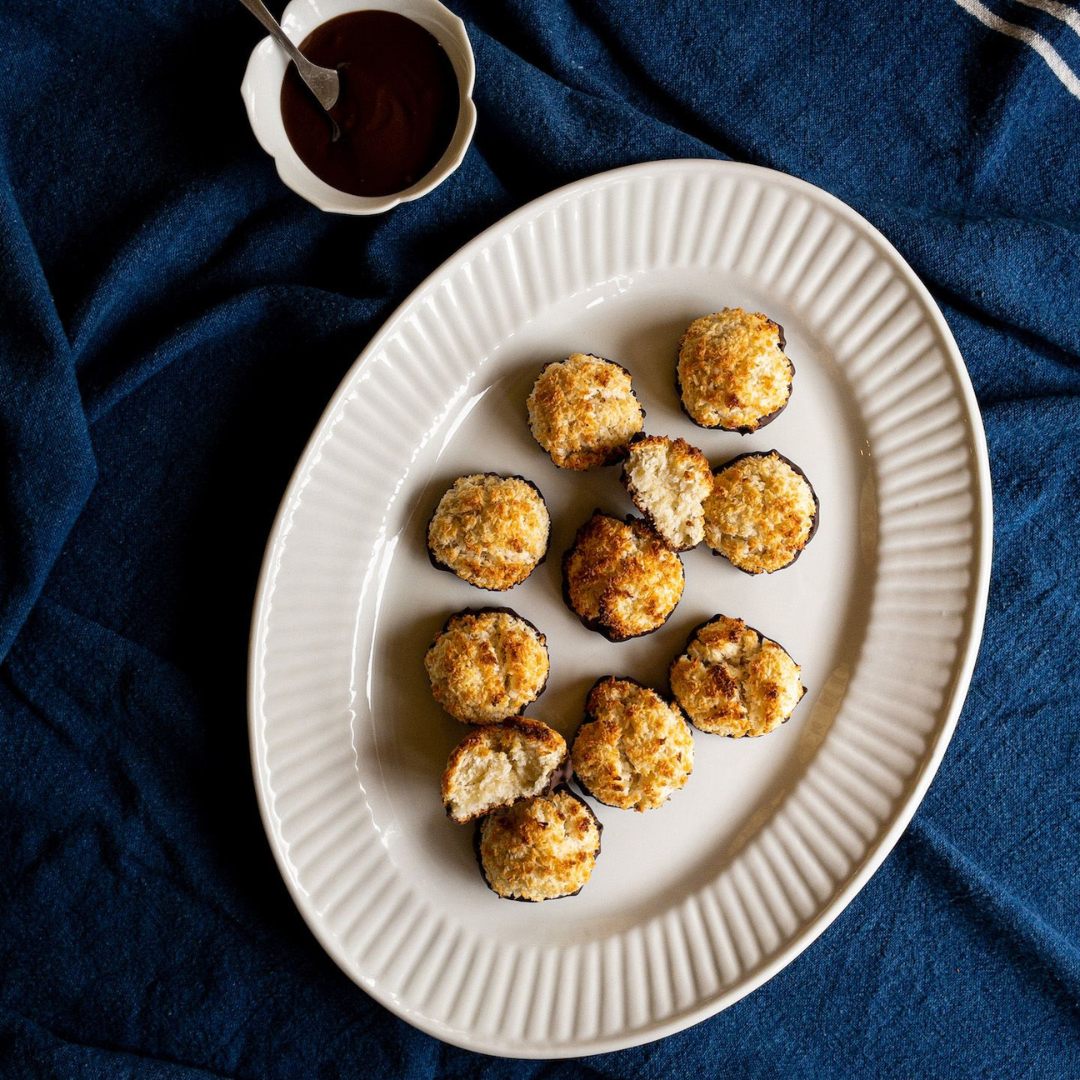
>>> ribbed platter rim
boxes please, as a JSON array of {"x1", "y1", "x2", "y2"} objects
[{"x1": 248, "y1": 159, "x2": 992, "y2": 1057}]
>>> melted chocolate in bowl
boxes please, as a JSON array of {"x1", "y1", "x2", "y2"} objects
[{"x1": 280, "y1": 10, "x2": 460, "y2": 198}]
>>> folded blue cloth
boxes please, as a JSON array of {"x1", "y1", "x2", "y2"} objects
[{"x1": 1, "y1": 0, "x2": 1077, "y2": 1074}]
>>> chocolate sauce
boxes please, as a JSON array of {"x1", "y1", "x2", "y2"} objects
[{"x1": 280, "y1": 10, "x2": 460, "y2": 198}]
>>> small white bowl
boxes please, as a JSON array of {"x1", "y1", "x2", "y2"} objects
[{"x1": 241, "y1": 0, "x2": 477, "y2": 215}]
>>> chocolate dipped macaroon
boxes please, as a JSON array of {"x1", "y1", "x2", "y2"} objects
[
  {"x1": 562, "y1": 512, "x2": 685, "y2": 641},
  {"x1": 425, "y1": 608, "x2": 549, "y2": 724},
  {"x1": 677, "y1": 308, "x2": 794, "y2": 433},
  {"x1": 703, "y1": 451, "x2": 818, "y2": 574},
  {"x1": 427, "y1": 473, "x2": 550, "y2": 590},
  {"x1": 476, "y1": 788, "x2": 602, "y2": 901},
  {"x1": 527, "y1": 353, "x2": 644, "y2": 470},
  {"x1": 441, "y1": 717, "x2": 568, "y2": 824},
  {"x1": 571, "y1": 677, "x2": 694, "y2": 812},
  {"x1": 669, "y1": 615, "x2": 805, "y2": 737},
  {"x1": 621, "y1": 435, "x2": 712, "y2": 552}
]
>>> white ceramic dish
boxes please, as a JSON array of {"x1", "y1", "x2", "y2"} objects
[
  {"x1": 241, "y1": 0, "x2": 477, "y2": 215},
  {"x1": 248, "y1": 159, "x2": 992, "y2": 1057}
]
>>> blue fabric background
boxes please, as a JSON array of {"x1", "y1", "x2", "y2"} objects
[{"x1": 1, "y1": 0, "x2": 1078, "y2": 1075}]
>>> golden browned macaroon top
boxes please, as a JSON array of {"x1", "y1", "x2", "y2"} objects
[
  {"x1": 441, "y1": 717, "x2": 567, "y2": 823},
  {"x1": 428, "y1": 474, "x2": 550, "y2": 591},
  {"x1": 677, "y1": 309, "x2": 793, "y2": 432},
  {"x1": 563, "y1": 513, "x2": 685, "y2": 641},
  {"x1": 572, "y1": 678, "x2": 694, "y2": 812},
  {"x1": 703, "y1": 452, "x2": 817, "y2": 574},
  {"x1": 425, "y1": 610, "x2": 550, "y2": 724},
  {"x1": 622, "y1": 435, "x2": 713, "y2": 552},
  {"x1": 527, "y1": 353, "x2": 644, "y2": 470},
  {"x1": 477, "y1": 790, "x2": 601, "y2": 901},
  {"x1": 669, "y1": 615, "x2": 804, "y2": 737}
]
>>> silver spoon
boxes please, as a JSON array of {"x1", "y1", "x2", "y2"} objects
[{"x1": 238, "y1": 0, "x2": 340, "y2": 112}]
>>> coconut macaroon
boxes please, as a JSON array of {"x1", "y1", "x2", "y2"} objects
[
  {"x1": 669, "y1": 615, "x2": 805, "y2": 737},
  {"x1": 703, "y1": 451, "x2": 818, "y2": 574},
  {"x1": 427, "y1": 473, "x2": 550, "y2": 591},
  {"x1": 476, "y1": 789, "x2": 602, "y2": 901},
  {"x1": 425, "y1": 609, "x2": 550, "y2": 724},
  {"x1": 621, "y1": 435, "x2": 713, "y2": 552},
  {"x1": 563, "y1": 512, "x2": 685, "y2": 641},
  {"x1": 572, "y1": 677, "x2": 694, "y2": 812},
  {"x1": 526, "y1": 353, "x2": 645, "y2": 470},
  {"x1": 677, "y1": 308, "x2": 794, "y2": 433},
  {"x1": 441, "y1": 717, "x2": 568, "y2": 823}
]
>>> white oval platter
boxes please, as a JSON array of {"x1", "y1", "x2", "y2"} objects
[{"x1": 249, "y1": 159, "x2": 992, "y2": 1058}]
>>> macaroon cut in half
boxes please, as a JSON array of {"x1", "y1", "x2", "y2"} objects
[
  {"x1": 526, "y1": 353, "x2": 645, "y2": 470},
  {"x1": 427, "y1": 473, "x2": 550, "y2": 591},
  {"x1": 424, "y1": 608, "x2": 550, "y2": 724},
  {"x1": 441, "y1": 717, "x2": 568, "y2": 824},
  {"x1": 703, "y1": 451, "x2": 819, "y2": 574},
  {"x1": 562, "y1": 512, "x2": 685, "y2": 641},
  {"x1": 677, "y1": 308, "x2": 794, "y2": 433},
  {"x1": 571, "y1": 677, "x2": 694, "y2": 812},
  {"x1": 669, "y1": 615, "x2": 806, "y2": 737},
  {"x1": 476, "y1": 788, "x2": 602, "y2": 901},
  {"x1": 621, "y1": 435, "x2": 713, "y2": 552}
]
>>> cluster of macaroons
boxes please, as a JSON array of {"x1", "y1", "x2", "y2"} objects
[
  {"x1": 442, "y1": 716, "x2": 601, "y2": 901},
  {"x1": 423, "y1": 312, "x2": 816, "y2": 900},
  {"x1": 437, "y1": 721, "x2": 601, "y2": 903},
  {"x1": 425, "y1": 610, "x2": 602, "y2": 901}
]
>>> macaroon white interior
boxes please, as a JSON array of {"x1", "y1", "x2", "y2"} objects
[
  {"x1": 625, "y1": 443, "x2": 711, "y2": 550},
  {"x1": 446, "y1": 741, "x2": 564, "y2": 821}
]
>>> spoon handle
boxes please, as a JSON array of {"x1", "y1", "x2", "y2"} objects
[
  {"x1": 238, "y1": 0, "x2": 309, "y2": 68},
  {"x1": 237, "y1": 0, "x2": 340, "y2": 110}
]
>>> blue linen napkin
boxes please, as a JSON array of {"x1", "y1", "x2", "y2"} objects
[{"x1": 1, "y1": 0, "x2": 1078, "y2": 1075}]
